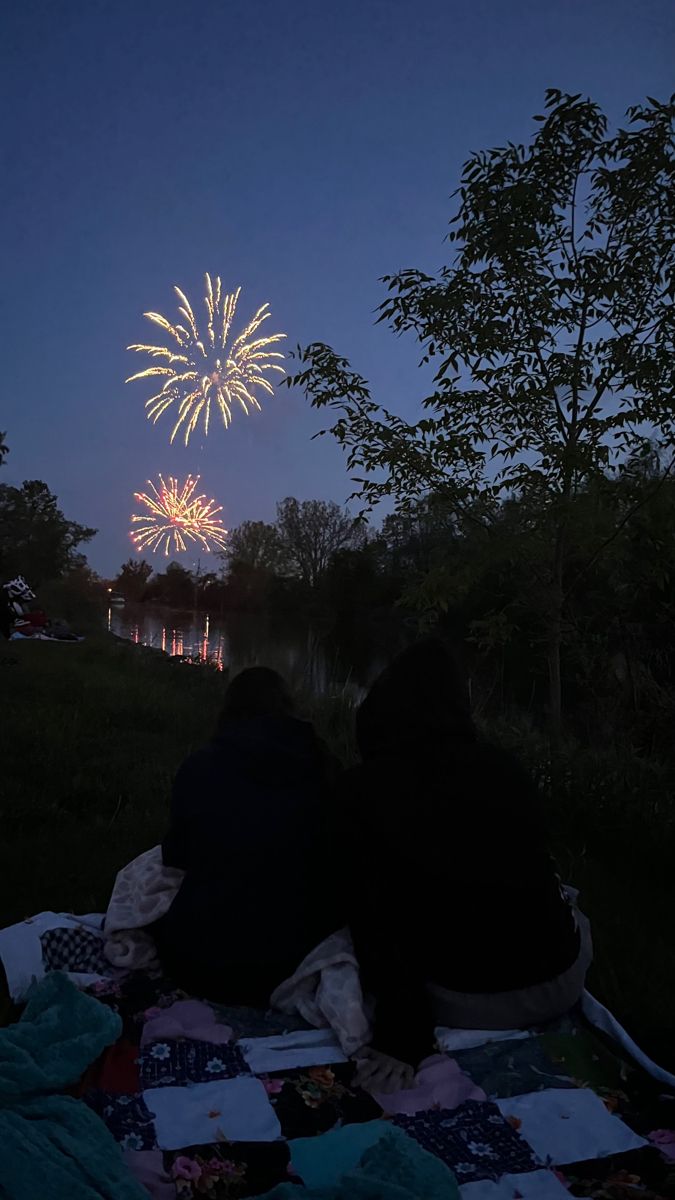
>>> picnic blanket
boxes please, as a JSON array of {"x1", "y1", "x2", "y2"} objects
[{"x1": 2, "y1": 915, "x2": 675, "y2": 1199}]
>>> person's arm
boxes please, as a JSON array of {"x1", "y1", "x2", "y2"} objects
[
  {"x1": 337, "y1": 772, "x2": 436, "y2": 1069},
  {"x1": 161, "y1": 758, "x2": 194, "y2": 869},
  {"x1": 350, "y1": 898, "x2": 436, "y2": 1069}
]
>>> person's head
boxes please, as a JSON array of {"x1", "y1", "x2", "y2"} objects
[
  {"x1": 219, "y1": 666, "x2": 295, "y2": 725},
  {"x1": 356, "y1": 638, "x2": 475, "y2": 760}
]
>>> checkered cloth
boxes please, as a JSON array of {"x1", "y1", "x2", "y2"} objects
[{"x1": 41, "y1": 927, "x2": 108, "y2": 975}]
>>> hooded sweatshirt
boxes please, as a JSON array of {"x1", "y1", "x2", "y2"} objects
[
  {"x1": 154, "y1": 715, "x2": 339, "y2": 1001},
  {"x1": 337, "y1": 640, "x2": 580, "y2": 1065}
]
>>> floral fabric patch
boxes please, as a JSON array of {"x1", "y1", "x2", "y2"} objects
[
  {"x1": 140, "y1": 1039, "x2": 250, "y2": 1089},
  {"x1": 394, "y1": 1099, "x2": 537, "y2": 1183}
]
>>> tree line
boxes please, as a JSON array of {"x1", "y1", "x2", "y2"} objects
[
  {"x1": 112, "y1": 496, "x2": 361, "y2": 610},
  {"x1": 108, "y1": 452, "x2": 675, "y2": 755}
]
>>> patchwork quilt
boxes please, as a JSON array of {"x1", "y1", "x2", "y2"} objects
[{"x1": 2, "y1": 915, "x2": 675, "y2": 1199}]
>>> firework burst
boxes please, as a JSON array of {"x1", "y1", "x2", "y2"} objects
[
  {"x1": 130, "y1": 475, "x2": 228, "y2": 556},
  {"x1": 126, "y1": 273, "x2": 286, "y2": 444}
]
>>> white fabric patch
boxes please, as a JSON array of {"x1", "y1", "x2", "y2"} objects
[
  {"x1": 144, "y1": 1077, "x2": 281, "y2": 1149},
  {"x1": 0, "y1": 911, "x2": 107, "y2": 1001},
  {"x1": 496, "y1": 1087, "x2": 646, "y2": 1165},
  {"x1": 460, "y1": 1169, "x2": 570, "y2": 1198},
  {"x1": 435, "y1": 1027, "x2": 531, "y2": 1053},
  {"x1": 238, "y1": 1028, "x2": 348, "y2": 1074}
]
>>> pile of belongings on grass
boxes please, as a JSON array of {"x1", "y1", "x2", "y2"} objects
[{"x1": 1, "y1": 575, "x2": 83, "y2": 642}]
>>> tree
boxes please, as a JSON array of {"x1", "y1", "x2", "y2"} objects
[
  {"x1": 114, "y1": 558, "x2": 154, "y2": 602},
  {"x1": 289, "y1": 91, "x2": 675, "y2": 732},
  {"x1": 0, "y1": 433, "x2": 8, "y2": 467},
  {"x1": 276, "y1": 497, "x2": 359, "y2": 589},
  {"x1": 218, "y1": 519, "x2": 287, "y2": 612},
  {"x1": 148, "y1": 561, "x2": 194, "y2": 609},
  {"x1": 220, "y1": 520, "x2": 286, "y2": 574},
  {"x1": 382, "y1": 496, "x2": 461, "y2": 577},
  {"x1": 321, "y1": 536, "x2": 395, "y2": 615},
  {"x1": 0, "y1": 479, "x2": 96, "y2": 584}
]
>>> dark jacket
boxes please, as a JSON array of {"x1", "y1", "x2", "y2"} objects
[
  {"x1": 154, "y1": 715, "x2": 339, "y2": 1002},
  {"x1": 339, "y1": 641, "x2": 580, "y2": 1065}
]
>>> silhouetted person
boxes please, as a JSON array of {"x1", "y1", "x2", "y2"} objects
[
  {"x1": 340, "y1": 640, "x2": 592, "y2": 1083},
  {"x1": 153, "y1": 666, "x2": 339, "y2": 1003}
]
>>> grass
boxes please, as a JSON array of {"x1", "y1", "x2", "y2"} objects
[
  {"x1": 3, "y1": 631, "x2": 674, "y2": 1070},
  {"x1": 1, "y1": 635, "x2": 223, "y2": 922}
]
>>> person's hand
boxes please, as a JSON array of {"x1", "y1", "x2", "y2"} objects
[{"x1": 352, "y1": 1046, "x2": 416, "y2": 1094}]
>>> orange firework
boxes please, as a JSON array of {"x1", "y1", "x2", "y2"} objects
[{"x1": 130, "y1": 474, "x2": 228, "y2": 555}]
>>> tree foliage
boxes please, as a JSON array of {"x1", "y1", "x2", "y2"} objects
[
  {"x1": 222, "y1": 520, "x2": 286, "y2": 574},
  {"x1": 288, "y1": 91, "x2": 675, "y2": 729},
  {"x1": 275, "y1": 497, "x2": 359, "y2": 589},
  {"x1": 146, "y1": 561, "x2": 194, "y2": 609},
  {"x1": 114, "y1": 558, "x2": 154, "y2": 602},
  {"x1": 0, "y1": 479, "x2": 96, "y2": 585}
]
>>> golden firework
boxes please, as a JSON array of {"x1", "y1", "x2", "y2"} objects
[
  {"x1": 130, "y1": 475, "x2": 228, "y2": 555},
  {"x1": 126, "y1": 274, "x2": 286, "y2": 444}
]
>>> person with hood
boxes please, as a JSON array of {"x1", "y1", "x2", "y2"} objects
[
  {"x1": 152, "y1": 666, "x2": 340, "y2": 1003},
  {"x1": 343, "y1": 640, "x2": 592, "y2": 1092}
]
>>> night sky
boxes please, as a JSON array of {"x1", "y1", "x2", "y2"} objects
[{"x1": 2, "y1": 0, "x2": 674, "y2": 575}]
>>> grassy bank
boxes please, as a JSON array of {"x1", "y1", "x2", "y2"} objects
[
  {"x1": 2, "y1": 633, "x2": 674, "y2": 1069},
  {"x1": 0, "y1": 633, "x2": 352, "y2": 922}
]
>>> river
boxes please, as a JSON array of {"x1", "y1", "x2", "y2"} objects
[{"x1": 107, "y1": 605, "x2": 394, "y2": 700}]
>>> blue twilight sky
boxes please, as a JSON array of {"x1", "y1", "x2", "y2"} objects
[{"x1": 1, "y1": 0, "x2": 674, "y2": 575}]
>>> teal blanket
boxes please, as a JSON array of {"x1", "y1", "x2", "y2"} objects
[
  {"x1": 0, "y1": 971, "x2": 146, "y2": 1199},
  {"x1": 262, "y1": 1122, "x2": 460, "y2": 1199}
]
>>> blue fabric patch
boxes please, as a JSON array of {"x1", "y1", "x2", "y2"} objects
[
  {"x1": 84, "y1": 1090, "x2": 157, "y2": 1151},
  {"x1": 394, "y1": 1099, "x2": 537, "y2": 1183},
  {"x1": 139, "y1": 1040, "x2": 251, "y2": 1089}
]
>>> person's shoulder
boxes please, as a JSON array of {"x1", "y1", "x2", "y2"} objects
[
  {"x1": 174, "y1": 743, "x2": 220, "y2": 782},
  {"x1": 182, "y1": 742, "x2": 220, "y2": 765},
  {"x1": 469, "y1": 739, "x2": 544, "y2": 829}
]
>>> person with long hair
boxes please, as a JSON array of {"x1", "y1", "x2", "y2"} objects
[
  {"x1": 153, "y1": 666, "x2": 339, "y2": 1003},
  {"x1": 343, "y1": 640, "x2": 592, "y2": 1092}
]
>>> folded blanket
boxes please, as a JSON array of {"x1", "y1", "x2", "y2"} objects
[
  {"x1": 271, "y1": 928, "x2": 372, "y2": 1057},
  {"x1": 104, "y1": 846, "x2": 184, "y2": 970},
  {"x1": 0, "y1": 971, "x2": 146, "y2": 1200}
]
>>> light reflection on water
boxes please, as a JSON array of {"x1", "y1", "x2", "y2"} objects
[{"x1": 107, "y1": 605, "x2": 382, "y2": 700}]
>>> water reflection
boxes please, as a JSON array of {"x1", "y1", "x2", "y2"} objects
[{"x1": 107, "y1": 606, "x2": 388, "y2": 700}]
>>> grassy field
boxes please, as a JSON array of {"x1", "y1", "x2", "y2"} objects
[{"x1": 2, "y1": 631, "x2": 674, "y2": 1069}]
